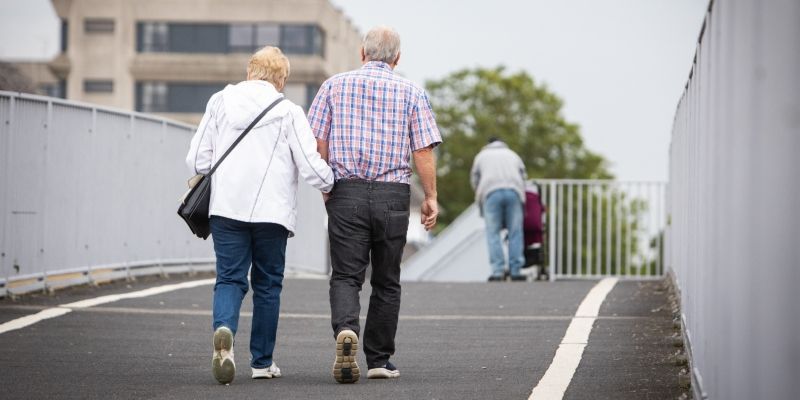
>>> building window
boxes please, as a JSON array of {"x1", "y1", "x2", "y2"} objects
[
  {"x1": 256, "y1": 24, "x2": 280, "y2": 48},
  {"x1": 136, "y1": 82, "x2": 167, "y2": 112},
  {"x1": 280, "y1": 25, "x2": 313, "y2": 54},
  {"x1": 58, "y1": 80, "x2": 67, "y2": 98},
  {"x1": 137, "y1": 22, "x2": 168, "y2": 52},
  {"x1": 84, "y1": 80, "x2": 114, "y2": 93},
  {"x1": 228, "y1": 24, "x2": 281, "y2": 53},
  {"x1": 167, "y1": 83, "x2": 225, "y2": 112},
  {"x1": 136, "y1": 22, "x2": 324, "y2": 56},
  {"x1": 136, "y1": 82, "x2": 226, "y2": 113},
  {"x1": 169, "y1": 24, "x2": 228, "y2": 53},
  {"x1": 283, "y1": 83, "x2": 307, "y2": 108},
  {"x1": 84, "y1": 18, "x2": 115, "y2": 33},
  {"x1": 60, "y1": 20, "x2": 68, "y2": 51},
  {"x1": 306, "y1": 84, "x2": 321, "y2": 108},
  {"x1": 229, "y1": 24, "x2": 254, "y2": 53},
  {"x1": 283, "y1": 83, "x2": 322, "y2": 110},
  {"x1": 39, "y1": 83, "x2": 65, "y2": 99}
]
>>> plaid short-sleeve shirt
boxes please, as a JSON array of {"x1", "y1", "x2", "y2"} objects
[{"x1": 307, "y1": 61, "x2": 442, "y2": 184}]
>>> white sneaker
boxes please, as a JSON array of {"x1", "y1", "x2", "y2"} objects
[
  {"x1": 212, "y1": 326, "x2": 235, "y2": 384},
  {"x1": 332, "y1": 329, "x2": 360, "y2": 383},
  {"x1": 252, "y1": 362, "x2": 282, "y2": 379},
  {"x1": 367, "y1": 361, "x2": 400, "y2": 379}
]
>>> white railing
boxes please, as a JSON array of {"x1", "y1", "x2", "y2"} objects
[
  {"x1": 0, "y1": 91, "x2": 330, "y2": 296},
  {"x1": 401, "y1": 179, "x2": 666, "y2": 282},
  {"x1": 0, "y1": 91, "x2": 216, "y2": 296},
  {"x1": 539, "y1": 180, "x2": 666, "y2": 280},
  {"x1": 666, "y1": 1, "x2": 800, "y2": 399}
]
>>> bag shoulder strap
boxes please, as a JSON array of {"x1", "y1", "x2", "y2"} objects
[{"x1": 206, "y1": 96, "x2": 285, "y2": 177}]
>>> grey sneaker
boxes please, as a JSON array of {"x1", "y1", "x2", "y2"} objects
[
  {"x1": 367, "y1": 361, "x2": 400, "y2": 379},
  {"x1": 251, "y1": 362, "x2": 281, "y2": 379},
  {"x1": 332, "y1": 329, "x2": 360, "y2": 383},
  {"x1": 212, "y1": 326, "x2": 235, "y2": 384}
]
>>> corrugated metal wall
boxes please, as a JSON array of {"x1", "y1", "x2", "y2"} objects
[
  {"x1": 666, "y1": 1, "x2": 800, "y2": 399},
  {"x1": 0, "y1": 92, "x2": 330, "y2": 295}
]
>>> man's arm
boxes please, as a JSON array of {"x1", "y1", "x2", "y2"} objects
[
  {"x1": 316, "y1": 139, "x2": 331, "y2": 202},
  {"x1": 412, "y1": 145, "x2": 438, "y2": 231},
  {"x1": 316, "y1": 139, "x2": 329, "y2": 162},
  {"x1": 307, "y1": 81, "x2": 332, "y2": 202}
]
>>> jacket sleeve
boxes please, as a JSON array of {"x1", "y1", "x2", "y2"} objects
[
  {"x1": 285, "y1": 105, "x2": 335, "y2": 193},
  {"x1": 517, "y1": 155, "x2": 527, "y2": 181},
  {"x1": 185, "y1": 94, "x2": 220, "y2": 175},
  {"x1": 470, "y1": 154, "x2": 481, "y2": 190}
]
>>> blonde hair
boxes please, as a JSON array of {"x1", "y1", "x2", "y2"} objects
[{"x1": 247, "y1": 46, "x2": 290, "y2": 88}]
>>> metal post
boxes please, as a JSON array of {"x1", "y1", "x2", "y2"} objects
[
  {"x1": 606, "y1": 184, "x2": 612, "y2": 277},
  {"x1": 586, "y1": 184, "x2": 593, "y2": 278},
  {"x1": 547, "y1": 181, "x2": 557, "y2": 281},
  {"x1": 577, "y1": 183, "x2": 583, "y2": 276},
  {"x1": 557, "y1": 183, "x2": 564, "y2": 278},
  {"x1": 595, "y1": 183, "x2": 602, "y2": 278},
  {"x1": 0, "y1": 95, "x2": 16, "y2": 298},
  {"x1": 566, "y1": 183, "x2": 573, "y2": 276},
  {"x1": 657, "y1": 183, "x2": 664, "y2": 276},
  {"x1": 616, "y1": 183, "x2": 622, "y2": 276}
]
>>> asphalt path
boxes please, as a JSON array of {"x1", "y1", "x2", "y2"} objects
[{"x1": 0, "y1": 275, "x2": 683, "y2": 399}]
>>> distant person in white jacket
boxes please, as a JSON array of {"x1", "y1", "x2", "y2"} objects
[
  {"x1": 471, "y1": 137, "x2": 527, "y2": 282},
  {"x1": 185, "y1": 46, "x2": 333, "y2": 385}
]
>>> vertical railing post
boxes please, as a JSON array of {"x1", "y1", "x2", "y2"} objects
[
  {"x1": 548, "y1": 181, "x2": 557, "y2": 281},
  {"x1": 0, "y1": 94, "x2": 16, "y2": 298},
  {"x1": 566, "y1": 183, "x2": 573, "y2": 277}
]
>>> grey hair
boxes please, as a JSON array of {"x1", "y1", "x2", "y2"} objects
[{"x1": 362, "y1": 26, "x2": 401, "y2": 64}]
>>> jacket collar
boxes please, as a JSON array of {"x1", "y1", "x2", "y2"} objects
[{"x1": 485, "y1": 141, "x2": 509, "y2": 150}]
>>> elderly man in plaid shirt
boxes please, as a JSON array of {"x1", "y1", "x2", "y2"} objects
[{"x1": 308, "y1": 25, "x2": 442, "y2": 384}]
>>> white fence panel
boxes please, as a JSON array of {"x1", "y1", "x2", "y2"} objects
[
  {"x1": 540, "y1": 180, "x2": 665, "y2": 280},
  {"x1": 401, "y1": 179, "x2": 665, "y2": 282},
  {"x1": 0, "y1": 91, "x2": 331, "y2": 296},
  {"x1": 666, "y1": 1, "x2": 800, "y2": 399}
]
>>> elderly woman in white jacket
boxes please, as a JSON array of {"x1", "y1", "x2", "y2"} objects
[{"x1": 185, "y1": 46, "x2": 333, "y2": 385}]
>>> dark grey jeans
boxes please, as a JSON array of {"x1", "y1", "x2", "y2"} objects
[{"x1": 326, "y1": 179, "x2": 410, "y2": 369}]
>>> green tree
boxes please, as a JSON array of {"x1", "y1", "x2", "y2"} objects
[{"x1": 426, "y1": 67, "x2": 612, "y2": 226}]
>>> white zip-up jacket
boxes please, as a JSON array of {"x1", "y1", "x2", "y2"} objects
[{"x1": 185, "y1": 80, "x2": 334, "y2": 235}]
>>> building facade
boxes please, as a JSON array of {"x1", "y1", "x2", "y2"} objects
[{"x1": 46, "y1": 0, "x2": 362, "y2": 124}]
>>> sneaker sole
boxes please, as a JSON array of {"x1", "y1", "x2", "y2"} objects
[
  {"x1": 252, "y1": 371, "x2": 280, "y2": 379},
  {"x1": 367, "y1": 367, "x2": 400, "y2": 379},
  {"x1": 212, "y1": 327, "x2": 235, "y2": 384},
  {"x1": 332, "y1": 330, "x2": 360, "y2": 383}
]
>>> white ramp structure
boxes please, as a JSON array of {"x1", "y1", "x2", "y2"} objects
[{"x1": 401, "y1": 204, "x2": 491, "y2": 282}]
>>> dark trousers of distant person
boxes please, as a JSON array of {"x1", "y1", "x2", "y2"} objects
[{"x1": 326, "y1": 179, "x2": 410, "y2": 369}]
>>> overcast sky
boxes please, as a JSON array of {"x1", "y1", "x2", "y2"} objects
[{"x1": 0, "y1": 0, "x2": 708, "y2": 181}]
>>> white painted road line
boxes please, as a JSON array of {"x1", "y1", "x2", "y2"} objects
[
  {"x1": 0, "y1": 307, "x2": 73, "y2": 335},
  {"x1": 60, "y1": 279, "x2": 216, "y2": 308},
  {"x1": 529, "y1": 277, "x2": 618, "y2": 400},
  {"x1": 0, "y1": 278, "x2": 216, "y2": 335}
]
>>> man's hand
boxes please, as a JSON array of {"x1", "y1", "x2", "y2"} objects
[
  {"x1": 421, "y1": 197, "x2": 438, "y2": 231},
  {"x1": 322, "y1": 192, "x2": 331, "y2": 203}
]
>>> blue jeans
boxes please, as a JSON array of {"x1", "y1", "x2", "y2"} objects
[
  {"x1": 210, "y1": 216, "x2": 288, "y2": 369},
  {"x1": 483, "y1": 188, "x2": 525, "y2": 277}
]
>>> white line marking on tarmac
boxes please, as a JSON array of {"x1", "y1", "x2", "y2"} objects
[
  {"x1": 0, "y1": 307, "x2": 73, "y2": 335},
  {"x1": 529, "y1": 277, "x2": 618, "y2": 400},
  {"x1": 0, "y1": 278, "x2": 215, "y2": 335}
]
